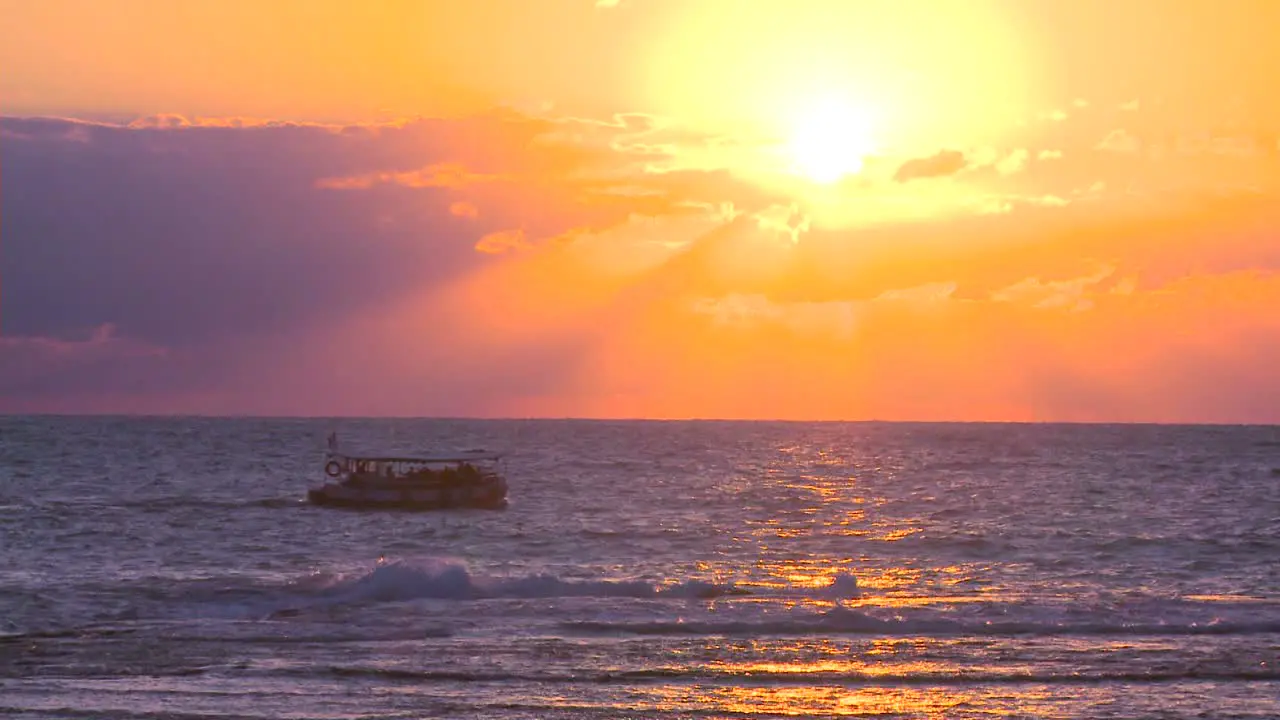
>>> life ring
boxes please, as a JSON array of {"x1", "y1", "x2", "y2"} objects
[{"x1": 324, "y1": 460, "x2": 343, "y2": 477}]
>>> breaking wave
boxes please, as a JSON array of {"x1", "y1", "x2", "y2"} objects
[
  {"x1": 155, "y1": 555, "x2": 859, "y2": 622},
  {"x1": 305, "y1": 556, "x2": 780, "y2": 603},
  {"x1": 144, "y1": 557, "x2": 1280, "y2": 643}
]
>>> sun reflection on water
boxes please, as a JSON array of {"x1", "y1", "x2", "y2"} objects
[
  {"x1": 619, "y1": 635, "x2": 1067, "y2": 718},
  {"x1": 646, "y1": 682, "x2": 979, "y2": 718},
  {"x1": 641, "y1": 439, "x2": 1077, "y2": 717}
]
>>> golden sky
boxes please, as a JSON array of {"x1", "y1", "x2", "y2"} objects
[{"x1": 3, "y1": 0, "x2": 1279, "y2": 420}]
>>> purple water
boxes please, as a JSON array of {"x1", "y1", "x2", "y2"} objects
[{"x1": 2, "y1": 417, "x2": 1278, "y2": 718}]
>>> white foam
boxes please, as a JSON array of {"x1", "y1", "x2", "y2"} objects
[
  {"x1": 311, "y1": 556, "x2": 761, "y2": 604},
  {"x1": 813, "y1": 573, "x2": 861, "y2": 600}
]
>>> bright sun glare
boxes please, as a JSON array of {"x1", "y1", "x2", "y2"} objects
[{"x1": 787, "y1": 98, "x2": 877, "y2": 184}]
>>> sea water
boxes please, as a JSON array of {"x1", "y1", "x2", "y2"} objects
[{"x1": 1, "y1": 416, "x2": 1278, "y2": 719}]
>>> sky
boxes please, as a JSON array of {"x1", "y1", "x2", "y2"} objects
[{"x1": 2, "y1": 0, "x2": 1279, "y2": 421}]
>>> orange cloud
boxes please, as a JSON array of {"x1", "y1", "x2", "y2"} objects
[
  {"x1": 255, "y1": 150, "x2": 1280, "y2": 419},
  {"x1": 6, "y1": 75, "x2": 1280, "y2": 419},
  {"x1": 1096, "y1": 130, "x2": 1140, "y2": 154},
  {"x1": 450, "y1": 201, "x2": 479, "y2": 218},
  {"x1": 316, "y1": 162, "x2": 504, "y2": 190},
  {"x1": 893, "y1": 150, "x2": 967, "y2": 182},
  {"x1": 475, "y1": 228, "x2": 530, "y2": 255},
  {"x1": 125, "y1": 114, "x2": 323, "y2": 130},
  {"x1": 553, "y1": 268, "x2": 1280, "y2": 422},
  {"x1": 995, "y1": 148, "x2": 1029, "y2": 176}
]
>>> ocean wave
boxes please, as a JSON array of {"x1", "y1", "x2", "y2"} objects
[
  {"x1": 157, "y1": 556, "x2": 862, "y2": 622},
  {"x1": 141, "y1": 557, "x2": 1280, "y2": 646},
  {"x1": 18, "y1": 496, "x2": 305, "y2": 513},
  {"x1": 309, "y1": 556, "x2": 773, "y2": 603},
  {"x1": 124, "y1": 496, "x2": 304, "y2": 511},
  {"x1": 561, "y1": 608, "x2": 1280, "y2": 639}
]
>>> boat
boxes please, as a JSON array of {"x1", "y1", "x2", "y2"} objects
[{"x1": 307, "y1": 433, "x2": 508, "y2": 510}]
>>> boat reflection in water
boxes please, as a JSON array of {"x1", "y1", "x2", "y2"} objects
[{"x1": 307, "y1": 433, "x2": 507, "y2": 510}]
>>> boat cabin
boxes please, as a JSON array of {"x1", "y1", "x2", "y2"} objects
[{"x1": 325, "y1": 450, "x2": 503, "y2": 484}]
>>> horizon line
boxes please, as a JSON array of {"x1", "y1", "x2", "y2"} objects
[{"x1": 1, "y1": 412, "x2": 1276, "y2": 428}]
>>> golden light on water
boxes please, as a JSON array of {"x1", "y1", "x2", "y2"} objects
[{"x1": 643, "y1": 677, "x2": 985, "y2": 717}]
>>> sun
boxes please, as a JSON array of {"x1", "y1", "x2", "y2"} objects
[{"x1": 786, "y1": 97, "x2": 877, "y2": 184}]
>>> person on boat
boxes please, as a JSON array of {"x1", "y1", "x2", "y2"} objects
[{"x1": 440, "y1": 465, "x2": 459, "y2": 485}]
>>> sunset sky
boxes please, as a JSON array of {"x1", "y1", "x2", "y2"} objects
[{"x1": 2, "y1": 0, "x2": 1279, "y2": 421}]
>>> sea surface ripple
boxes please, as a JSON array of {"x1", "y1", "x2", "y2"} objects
[{"x1": 1, "y1": 417, "x2": 1278, "y2": 718}]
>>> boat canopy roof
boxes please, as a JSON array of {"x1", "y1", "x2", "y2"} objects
[{"x1": 330, "y1": 449, "x2": 503, "y2": 463}]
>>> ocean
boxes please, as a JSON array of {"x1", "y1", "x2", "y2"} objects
[{"x1": 1, "y1": 416, "x2": 1278, "y2": 719}]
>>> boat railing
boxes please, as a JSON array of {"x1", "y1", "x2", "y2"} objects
[{"x1": 325, "y1": 452, "x2": 501, "y2": 483}]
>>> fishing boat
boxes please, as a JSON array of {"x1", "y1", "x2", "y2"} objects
[{"x1": 307, "y1": 433, "x2": 508, "y2": 510}]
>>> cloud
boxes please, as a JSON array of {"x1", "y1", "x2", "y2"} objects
[
  {"x1": 587, "y1": 269, "x2": 1280, "y2": 422},
  {"x1": 1, "y1": 115, "x2": 512, "y2": 350},
  {"x1": 316, "y1": 162, "x2": 506, "y2": 190},
  {"x1": 475, "y1": 228, "x2": 531, "y2": 254},
  {"x1": 450, "y1": 201, "x2": 480, "y2": 218},
  {"x1": 1096, "y1": 129, "x2": 1141, "y2": 153},
  {"x1": 692, "y1": 294, "x2": 860, "y2": 339},
  {"x1": 989, "y1": 264, "x2": 1115, "y2": 311},
  {"x1": 0, "y1": 325, "x2": 171, "y2": 408},
  {"x1": 996, "y1": 148, "x2": 1029, "y2": 176},
  {"x1": 2, "y1": 109, "x2": 714, "y2": 348},
  {"x1": 125, "y1": 114, "x2": 334, "y2": 130},
  {"x1": 128, "y1": 113, "x2": 196, "y2": 129},
  {"x1": 892, "y1": 149, "x2": 967, "y2": 182},
  {"x1": 3, "y1": 109, "x2": 1280, "y2": 421}
]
